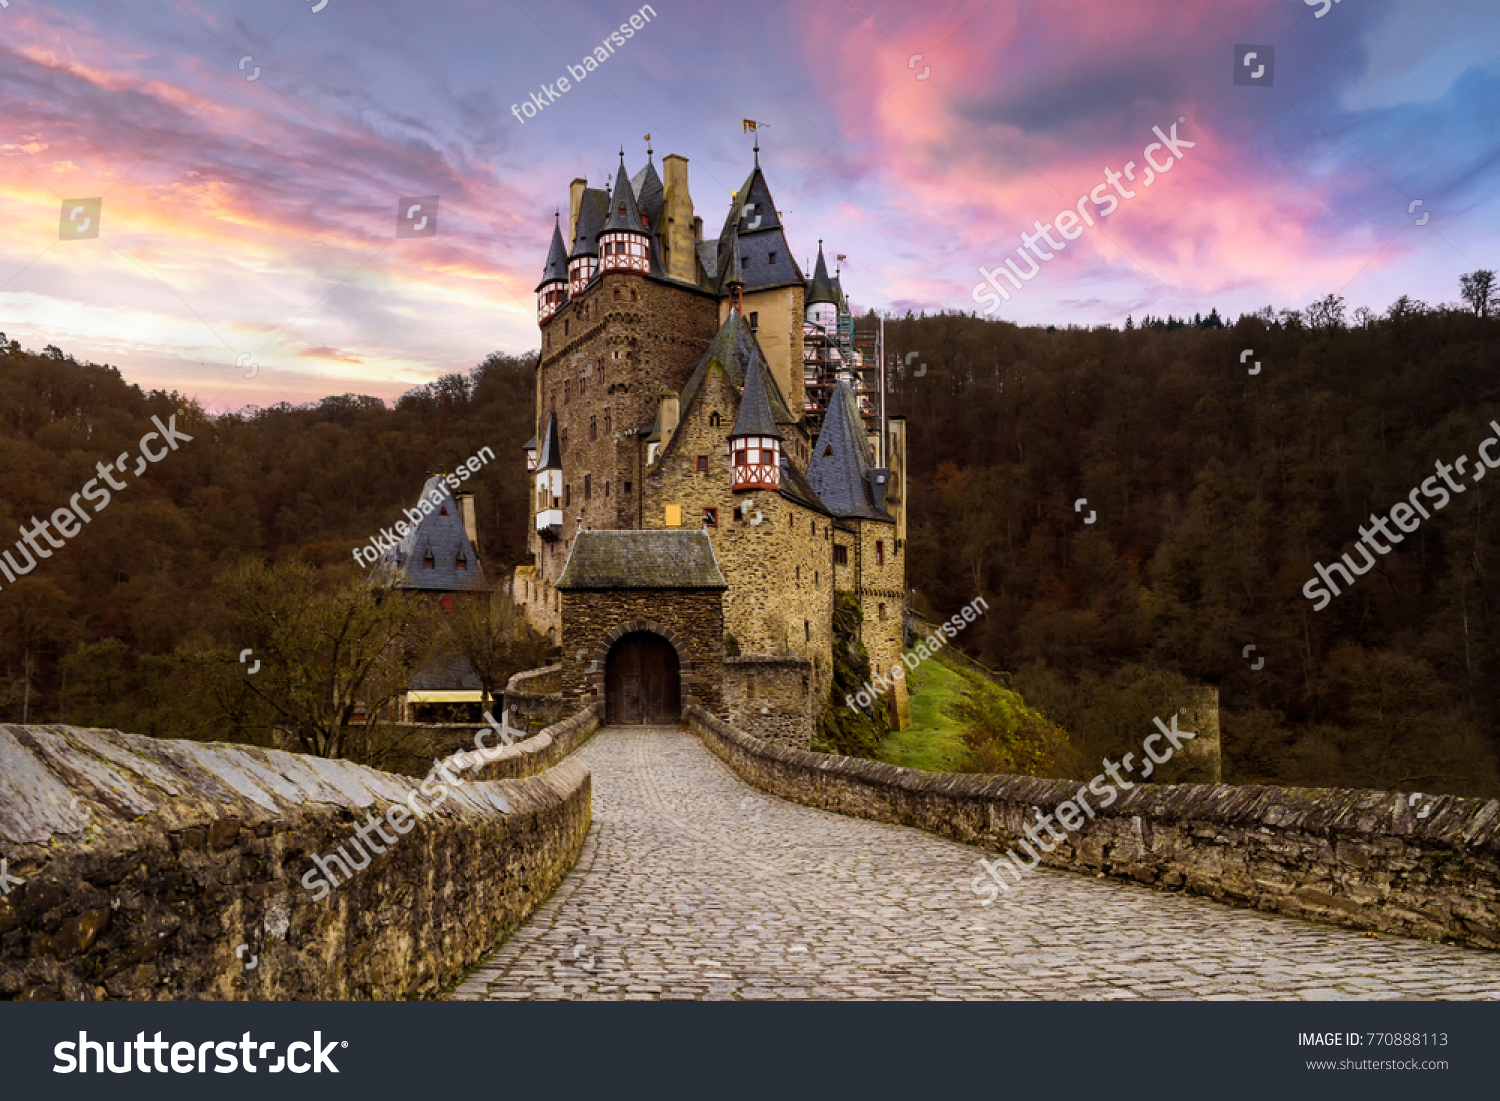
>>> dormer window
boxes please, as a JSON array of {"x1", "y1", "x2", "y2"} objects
[
  {"x1": 439, "y1": 506, "x2": 449, "y2": 516},
  {"x1": 456, "y1": 554, "x2": 467, "y2": 570},
  {"x1": 423, "y1": 550, "x2": 435, "y2": 569}
]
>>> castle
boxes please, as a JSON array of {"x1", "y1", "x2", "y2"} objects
[{"x1": 510, "y1": 142, "x2": 910, "y2": 742}]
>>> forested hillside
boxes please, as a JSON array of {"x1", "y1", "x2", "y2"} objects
[
  {"x1": 2, "y1": 285, "x2": 1498, "y2": 796},
  {"x1": 883, "y1": 293, "x2": 1500, "y2": 796}
]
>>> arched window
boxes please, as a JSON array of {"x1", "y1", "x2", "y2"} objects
[{"x1": 709, "y1": 411, "x2": 721, "y2": 427}]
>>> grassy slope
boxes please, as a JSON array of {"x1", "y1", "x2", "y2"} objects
[{"x1": 875, "y1": 649, "x2": 979, "y2": 772}]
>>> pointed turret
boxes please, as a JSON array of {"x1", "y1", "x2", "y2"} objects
[
  {"x1": 806, "y1": 241, "x2": 837, "y2": 308},
  {"x1": 806, "y1": 381, "x2": 891, "y2": 522},
  {"x1": 600, "y1": 151, "x2": 651, "y2": 274},
  {"x1": 568, "y1": 187, "x2": 608, "y2": 294},
  {"x1": 729, "y1": 346, "x2": 782, "y2": 493},
  {"x1": 534, "y1": 411, "x2": 563, "y2": 537},
  {"x1": 536, "y1": 214, "x2": 570, "y2": 322}
]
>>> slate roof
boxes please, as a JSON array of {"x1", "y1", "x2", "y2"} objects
[
  {"x1": 807, "y1": 243, "x2": 837, "y2": 306},
  {"x1": 536, "y1": 216, "x2": 569, "y2": 292},
  {"x1": 556, "y1": 530, "x2": 728, "y2": 590},
  {"x1": 409, "y1": 650, "x2": 483, "y2": 691},
  {"x1": 719, "y1": 164, "x2": 784, "y2": 241},
  {"x1": 630, "y1": 157, "x2": 665, "y2": 229},
  {"x1": 729, "y1": 337, "x2": 781, "y2": 441},
  {"x1": 377, "y1": 476, "x2": 489, "y2": 591},
  {"x1": 570, "y1": 188, "x2": 609, "y2": 258},
  {"x1": 538, "y1": 410, "x2": 561, "y2": 470},
  {"x1": 806, "y1": 381, "x2": 893, "y2": 523},
  {"x1": 674, "y1": 312, "x2": 799, "y2": 441},
  {"x1": 721, "y1": 225, "x2": 745, "y2": 288},
  {"x1": 603, "y1": 156, "x2": 649, "y2": 236},
  {"x1": 696, "y1": 241, "x2": 719, "y2": 283}
]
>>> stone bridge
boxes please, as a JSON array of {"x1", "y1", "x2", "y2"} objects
[
  {"x1": 3, "y1": 710, "x2": 1498, "y2": 1000},
  {"x1": 452, "y1": 722, "x2": 1500, "y2": 1001}
]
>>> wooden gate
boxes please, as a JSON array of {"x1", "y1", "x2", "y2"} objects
[{"x1": 605, "y1": 632, "x2": 682, "y2": 725}]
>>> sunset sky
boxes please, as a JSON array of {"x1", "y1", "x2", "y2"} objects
[{"x1": 2, "y1": 0, "x2": 1497, "y2": 411}]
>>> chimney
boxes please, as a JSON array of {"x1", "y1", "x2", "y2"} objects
[
  {"x1": 457, "y1": 491, "x2": 479, "y2": 550},
  {"x1": 659, "y1": 389, "x2": 680, "y2": 451},
  {"x1": 661, "y1": 154, "x2": 697, "y2": 283},
  {"x1": 693, "y1": 215, "x2": 703, "y2": 243},
  {"x1": 568, "y1": 178, "x2": 587, "y2": 246}
]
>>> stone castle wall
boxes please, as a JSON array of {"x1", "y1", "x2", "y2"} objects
[
  {"x1": 0, "y1": 721, "x2": 590, "y2": 1000},
  {"x1": 722, "y1": 656, "x2": 815, "y2": 747},
  {"x1": 688, "y1": 706, "x2": 1500, "y2": 950},
  {"x1": 504, "y1": 662, "x2": 568, "y2": 732}
]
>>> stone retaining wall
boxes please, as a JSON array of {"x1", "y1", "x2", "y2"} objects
[
  {"x1": 687, "y1": 706, "x2": 1500, "y2": 950},
  {"x1": 504, "y1": 664, "x2": 567, "y2": 732},
  {"x1": 0, "y1": 722, "x2": 590, "y2": 1000}
]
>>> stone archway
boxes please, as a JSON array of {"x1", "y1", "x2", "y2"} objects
[{"x1": 605, "y1": 631, "x2": 681, "y2": 725}]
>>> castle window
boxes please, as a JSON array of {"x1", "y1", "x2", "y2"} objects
[
  {"x1": 879, "y1": 603, "x2": 886, "y2": 620},
  {"x1": 564, "y1": 320, "x2": 570, "y2": 336},
  {"x1": 769, "y1": 251, "x2": 777, "y2": 264},
  {"x1": 584, "y1": 475, "x2": 591, "y2": 501},
  {"x1": 697, "y1": 455, "x2": 708, "y2": 473},
  {"x1": 749, "y1": 311, "x2": 758, "y2": 331},
  {"x1": 564, "y1": 380, "x2": 571, "y2": 403},
  {"x1": 703, "y1": 507, "x2": 718, "y2": 528},
  {"x1": 590, "y1": 415, "x2": 597, "y2": 441},
  {"x1": 733, "y1": 504, "x2": 743, "y2": 522},
  {"x1": 709, "y1": 411, "x2": 721, "y2": 427},
  {"x1": 423, "y1": 550, "x2": 435, "y2": 569},
  {"x1": 630, "y1": 289, "x2": 638, "y2": 301},
  {"x1": 439, "y1": 506, "x2": 448, "y2": 516},
  {"x1": 834, "y1": 545, "x2": 848, "y2": 565},
  {"x1": 796, "y1": 566, "x2": 801, "y2": 583},
  {"x1": 457, "y1": 554, "x2": 467, "y2": 570},
  {"x1": 605, "y1": 481, "x2": 610, "y2": 498},
  {"x1": 442, "y1": 594, "x2": 454, "y2": 613},
  {"x1": 604, "y1": 408, "x2": 612, "y2": 433},
  {"x1": 614, "y1": 288, "x2": 621, "y2": 301},
  {"x1": 815, "y1": 571, "x2": 819, "y2": 586},
  {"x1": 811, "y1": 519, "x2": 816, "y2": 535},
  {"x1": 823, "y1": 445, "x2": 833, "y2": 457},
  {"x1": 804, "y1": 620, "x2": 811, "y2": 642},
  {"x1": 877, "y1": 541, "x2": 885, "y2": 566},
  {"x1": 624, "y1": 481, "x2": 632, "y2": 494},
  {"x1": 762, "y1": 448, "x2": 774, "y2": 465},
  {"x1": 565, "y1": 485, "x2": 571, "y2": 507}
]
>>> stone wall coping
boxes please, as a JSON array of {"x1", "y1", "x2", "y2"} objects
[
  {"x1": 685, "y1": 706, "x2": 1500, "y2": 853},
  {"x1": 724, "y1": 656, "x2": 813, "y2": 669},
  {"x1": 462, "y1": 703, "x2": 605, "y2": 783}
]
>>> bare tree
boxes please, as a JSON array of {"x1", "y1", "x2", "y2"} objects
[
  {"x1": 1459, "y1": 270, "x2": 1497, "y2": 318},
  {"x1": 216, "y1": 559, "x2": 432, "y2": 759}
]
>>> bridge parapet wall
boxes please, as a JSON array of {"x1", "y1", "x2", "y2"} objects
[
  {"x1": 504, "y1": 663, "x2": 567, "y2": 732},
  {"x1": 0, "y1": 723, "x2": 590, "y2": 1000},
  {"x1": 461, "y1": 702, "x2": 604, "y2": 782},
  {"x1": 687, "y1": 705, "x2": 1500, "y2": 950}
]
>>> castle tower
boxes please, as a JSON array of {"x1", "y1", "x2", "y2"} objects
[
  {"x1": 599, "y1": 151, "x2": 651, "y2": 275},
  {"x1": 729, "y1": 340, "x2": 782, "y2": 494},
  {"x1": 536, "y1": 214, "x2": 570, "y2": 323},
  {"x1": 805, "y1": 241, "x2": 837, "y2": 329},
  {"x1": 534, "y1": 410, "x2": 563, "y2": 538},
  {"x1": 568, "y1": 189, "x2": 607, "y2": 295}
]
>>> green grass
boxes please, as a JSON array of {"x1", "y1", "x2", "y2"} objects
[{"x1": 875, "y1": 648, "x2": 982, "y2": 772}]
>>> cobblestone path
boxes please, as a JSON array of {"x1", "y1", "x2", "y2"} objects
[{"x1": 450, "y1": 725, "x2": 1500, "y2": 1000}]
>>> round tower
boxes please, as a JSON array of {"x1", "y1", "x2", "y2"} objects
[
  {"x1": 729, "y1": 337, "x2": 783, "y2": 493},
  {"x1": 536, "y1": 213, "x2": 570, "y2": 323},
  {"x1": 598, "y1": 150, "x2": 651, "y2": 275}
]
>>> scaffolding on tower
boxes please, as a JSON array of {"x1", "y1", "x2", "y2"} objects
[{"x1": 802, "y1": 288, "x2": 882, "y2": 436}]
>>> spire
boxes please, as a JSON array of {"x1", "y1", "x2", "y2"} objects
[
  {"x1": 535, "y1": 213, "x2": 569, "y2": 292},
  {"x1": 537, "y1": 410, "x2": 562, "y2": 470},
  {"x1": 722, "y1": 223, "x2": 745, "y2": 308},
  {"x1": 806, "y1": 240, "x2": 836, "y2": 307},
  {"x1": 729, "y1": 346, "x2": 782, "y2": 441},
  {"x1": 569, "y1": 188, "x2": 607, "y2": 258},
  {"x1": 603, "y1": 151, "x2": 647, "y2": 235}
]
